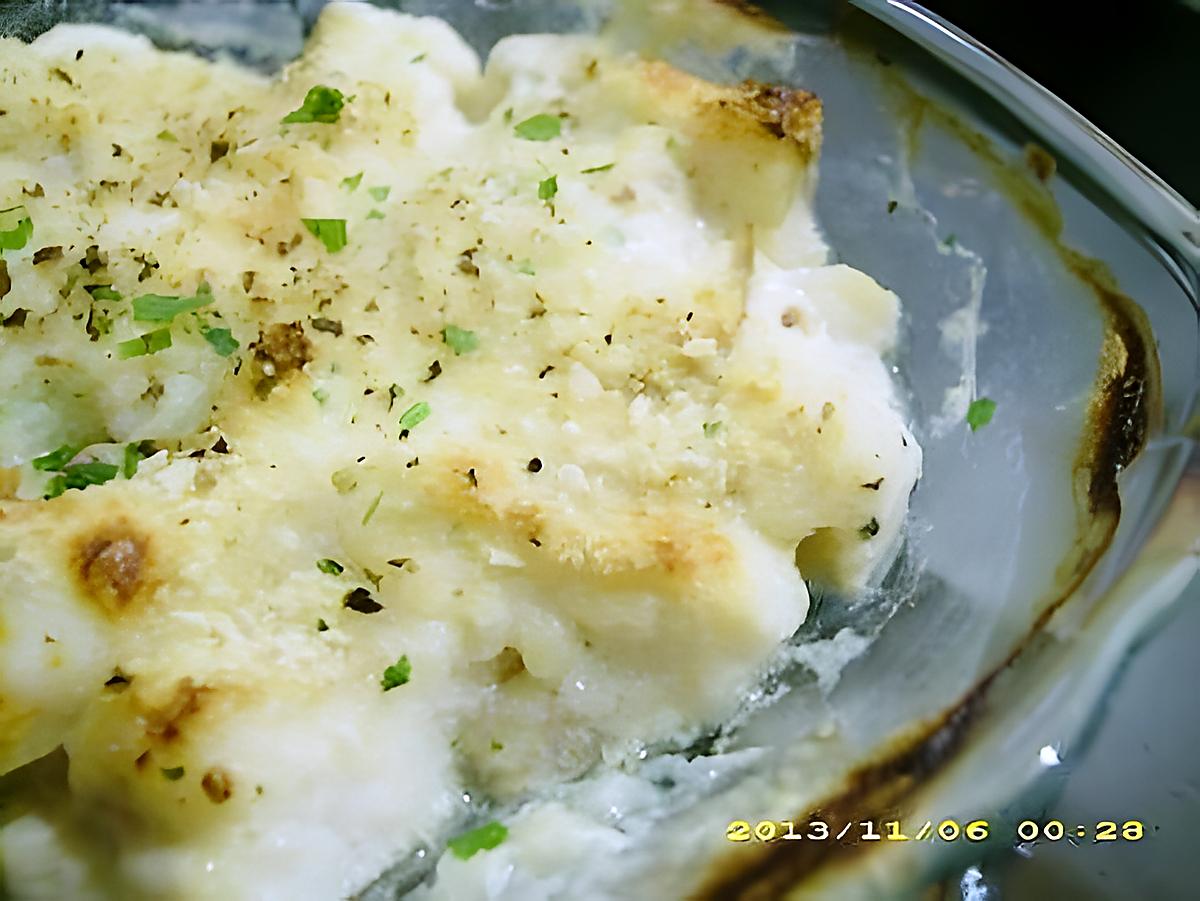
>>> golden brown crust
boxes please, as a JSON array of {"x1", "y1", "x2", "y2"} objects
[
  {"x1": 201, "y1": 767, "x2": 234, "y2": 803},
  {"x1": 252, "y1": 321, "x2": 312, "y2": 395},
  {"x1": 70, "y1": 518, "x2": 152, "y2": 617},
  {"x1": 138, "y1": 677, "x2": 213, "y2": 745},
  {"x1": 726, "y1": 81, "x2": 823, "y2": 152}
]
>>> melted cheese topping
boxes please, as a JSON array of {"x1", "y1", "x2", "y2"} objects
[{"x1": 0, "y1": 5, "x2": 920, "y2": 898}]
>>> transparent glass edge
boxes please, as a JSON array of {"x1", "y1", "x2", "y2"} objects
[{"x1": 852, "y1": 0, "x2": 1200, "y2": 279}]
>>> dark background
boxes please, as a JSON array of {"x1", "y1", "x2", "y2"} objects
[{"x1": 921, "y1": 0, "x2": 1199, "y2": 206}]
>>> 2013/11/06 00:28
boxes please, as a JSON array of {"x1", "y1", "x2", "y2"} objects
[{"x1": 725, "y1": 819, "x2": 1147, "y2": 843}]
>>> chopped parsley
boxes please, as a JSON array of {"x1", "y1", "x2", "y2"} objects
[
  {"x1": 362, "y1": 490, "x2": 383, "y2": 525},
  {"x1": 85, "y1": 284, "x2": 122, "y2": 301},
  {"x1": 46, "y1": 461, "x2": 120, "y2": 492},
  {"x1": 316, "y1": 618, "x2": 329, "y2": 632},
  {"x1": 117, "y1": 327, "x2": 173, "y2": 358},
  {"x1": 132, "y1": 291, "x2": 213, "y2": 322},
  {"x1": 312, "y1": 387, "x2": 330, "y2": 404},
  {"x1": 410, "y1": 52, "x2": 426, "y2": 63},
  {"x1": 858, "y1": 517, "x2": 880, "y2": 539},
  {"x1": 200, "y1": 324, "x2": 239, "y2": 357},
  {"x1": 0, "y1": 205, "x2": 33, "y2": 251},
  {"x1": 447, "y1": 821, "x2": 508, "y2": 860},
  {"x1": 513, "y1": 113, "x2": 561, "y2": 141},
  {"x1": 302, "y1": 218, "x2": 348, "y2": 253},
  {"x1": 281, "y1": 85, "x2": 346, "y2": 124},
  {"x1": 514, "y1": 259, "x2": 535, "y2": 276},
  {"x1": 367, "y1": 185, "x2": 390, "y2": 202},
  {"x1": 380, "y1": 654, "x2": 411, "y2": 691},
  {"x1": 537, "y1": 174, "x2": 558, "y2": 202},
  {"x1": 398, "y1": 401, "x2": 431, "y2": 433},
  {"x1": 156, "y1": 129, "x2": 178, "y2": 142},
  {"x1": 316, "y1": 558, "x2": 344, "y2": 575},
  {"x1": 580, "y1": 163, "x2": 614, "y2": 173},
  {"x1": 366, "y1": 209, "x2": 386, "y2": 220},
  {"x1": 122, "y1": 443, "x2": 141, "y2": 479},
  {"x1": 32, "y1": 444, "x2": 78, "y2": 471},
  {"x1": 340, "y1": 171, "x2": 363, "y2": 191},
  {"x1": 966, "y1": 397, "x2": 997, "y2": 431},
  {"x1": 702, "y1": 421, "x2": 722, "y2": 438},
  {"x1": 441, "y1": 325, "x2": 477, "y2": 355},
  {"x1": 160, "y1": 766, "x2": 186, "y2": 781}
]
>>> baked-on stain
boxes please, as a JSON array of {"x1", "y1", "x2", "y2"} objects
[
  {"x1": 71, "y1": 519, "x2": 151, "y2": 616},
  {"x1": 695, "y1": 6, "x2": 1160, "y2": 898}
]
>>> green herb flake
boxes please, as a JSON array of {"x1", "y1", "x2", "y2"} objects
[
  {"x1": 32, "y1": 444, "x2": 79, "y2": 471},
  {"x1": 340, "y1": 171, "x2": 363, "y2": 192},
  {"x1": 410, "y1": 52, "x2": 426, "y2": 63},
  {"x1": 312, "y1": 387, "x2": 330, "y2": 404},
  {"x1": 537, "y1": 174, "x2": 558, "y2": 202},
  {"x1": 366, "y1": 209, "x2": 386, "y2": 220},
  {"x1": 447, "y1": 821, "x2": 508, "y2": 860},
  {"x1": 398, "y1": 401, "x2": 431, "y2": 433},
  {"x1": 316, "y1": 558, "x2": 344, "y2": 575},
  {"x1": 362, "y1": 490, "x2": 383, "y2": 525},
  {"x1": 132, "y1": 292, "x2": 213, "y2": 322},
  {"x1": 0, "y1": 205, "x2": 34, "y2": 251},
  {"x1": 367, "y1": 185, "x2": 390, "y2": 202},
  {"x1": 85, "y1": 284, "x2": 122, "y2": 301},
  {"x1": 966, "y1": 397, "x2": 997, "y2": 431},
  {"x1": 858, "y1": 517, "x2": 880, "y2": 540},
  {"x1": 117, "y1": 327, "x2": 173, "y2": 359},
  {"x1": 302, "y1": 218, "x2": 348, "y2": 253},
  {"x1": 702, "y1": 421, "x2": 722, "y2": 438},
  {"x1": 156, "y1": 129, "x2": 178, "y2": 142},
  {"x1": 380, "y1": 654, "x2": 412, "y2": 691},
  {"x1": 514, "y1": 259, "x2": 535, "y2": 276},
  {"x1": 42, "y1": 474, "x2": 67, "y2": 500},
  {"x1": 282, "y1": 85, "x2": 346, "y2": 124},
  {"x1": 943, "y1": 233, "x2": 957, "y2": 247},
  {"x1": 122, "y1": 443, "x2": 140, "y2": 479},
  {"x1": 160, "y1": 766, "x2": 186, "y2": 781},
  {"x1": 490, "y1": 740, "x2": 504, "y2": 751},
  {"x1": 580, "y1": 163, "x2": 614, "y2": 174},
  {"x1": 441, "y1": 325, "x2": 477, "y2": 356},
  {"x1": 316, "y1": 618, "x2": 330, "y2": 632},
  {"x1": 513, "y1": 113, "x2": 561, "y2": 141},
  {"x1": 201, "y1": 325, "x2": 239, "y2": 357},
  {"x1": 63, "y1": 461, "x2": 119, "y2": 490}
]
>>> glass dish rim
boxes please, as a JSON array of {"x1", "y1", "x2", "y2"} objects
[{"x1": 853, "y1": 0, "x2": 1200, "y2": 303}]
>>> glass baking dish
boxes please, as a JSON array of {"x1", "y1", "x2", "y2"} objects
[{"x1": 0, "y1": 1, "x2": 1196, "y2": 898}]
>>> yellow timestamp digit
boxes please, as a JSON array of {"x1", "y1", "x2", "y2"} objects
[
  {"x1": 1122, "y1": 820, "x2": 1144, "y2": 841},
  {"x1": 726, "y1": 820, "x2": 752, "y2": 843},
  {"x1": 964, "y1": 820, "x2": 990, "y2": 842},
  {"x1": 884, "y1": 820, "x2": 909, "y2": 841},
  {"x1": 937, "y1": 819, "x2": 961, "y2": 841},
  {"x1": 753, "y1": 820, "x2": 780, "y2": 843}
]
